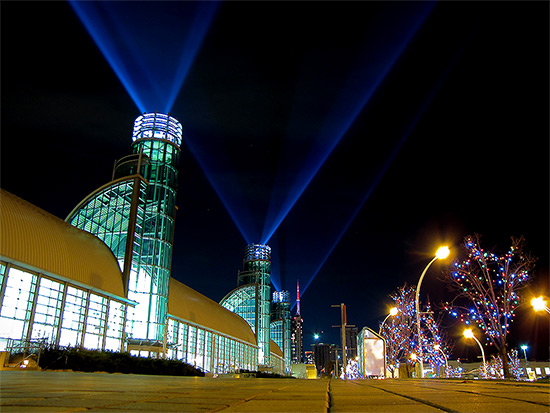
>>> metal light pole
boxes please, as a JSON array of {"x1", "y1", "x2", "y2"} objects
[
  {"x1": 415, "y1": 246, "x2": 450, "y2": 378},
  {"x1": 434, "y1": 344, "x2": 448, "y2": 377},
  {"x1": 521, "y1": 345, "x2": 528, "y2": 365},
  {"x1": 332, "y1": 303, "x2": 348, "y2": 380},
  {"x1": 464, "y1": 328, "x2": 486, "y2": 378},
  {"x1": 379, "y1": 307, "x2": 398, "y2": 334}
]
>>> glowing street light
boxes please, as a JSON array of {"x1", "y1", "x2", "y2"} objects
[
  {"x1": 531, "y1": 296, "x2": 550, "y2": 314},
  {"x1": 464, "y1": 328, "x2": 486, "y2": 378},
  {"x1": 416, "y1": 246, "x2": 450, "y2": 378},
  {"x1": 520, "y1": 345, "x2": 528, "y2": 364},
  {"x1": 379, "y1": 307, "x2": 398, "y2": 334}
]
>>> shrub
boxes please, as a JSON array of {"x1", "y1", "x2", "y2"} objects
[{"x1": 39, "y1": 346, "x2": 204, "y2": 376}]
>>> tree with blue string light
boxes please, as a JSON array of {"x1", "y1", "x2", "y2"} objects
[
  {"x1": 380, "y1": 284, "x2": 450, "y2": 378},
  {"x1": 441, "y1": 234, "x2": 536, "y2": 379}
]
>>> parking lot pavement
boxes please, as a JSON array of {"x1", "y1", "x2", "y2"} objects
[{"x1": 1, "y1": 371, "x2": 549, "y2": 412}]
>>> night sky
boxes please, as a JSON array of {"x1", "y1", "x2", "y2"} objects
[{"x1": 2, "y1": 1, "x2": 548, "y2": 361}]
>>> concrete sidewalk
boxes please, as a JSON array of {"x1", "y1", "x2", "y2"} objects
[{"x1": 1, "y1": 371, "x2": 548, "y2": 412}]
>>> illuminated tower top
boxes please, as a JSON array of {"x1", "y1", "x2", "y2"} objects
[
  {"x1": 132, "y1": 112, "x2": 182, "y2": 148},
  {"x1": 272, "y1": 290, "x2": 290, "y2": 320},
  {"x1": 273, "y1": 290, "x2": 290, "y2": 303},
  {"x1": 240, "y1": 243, "x2": 271, "y2": 285},
  {"x1": 244, "y1": 244, "x2": 271, "y2": 262}
]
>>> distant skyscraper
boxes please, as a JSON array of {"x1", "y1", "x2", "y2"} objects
[
  {"x1": 304, "y1": 350, "x2": 314, "y2": 365},
  {"x1": 270, "y1": 290, "x2": 291, "y2": 373},
  {"x1": 345, "y1": 326, "x2": 358, "y2": 360},
  {"x1": 220, "y1": 244, "x2": 272, "y2": 365},
  {"x1": 312, "y1": 342, "x2": 336, "y2": 376},
  {"x1": 291, "y1": 280, "x2": 303, "y2": 364}
]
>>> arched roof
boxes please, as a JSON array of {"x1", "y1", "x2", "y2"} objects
[
  {"x1": 0, "y1": 189, "x2": 125, "y2": 299},
  {"x1": 168, "y1": 278, "x2": 257, "y2": 346}
]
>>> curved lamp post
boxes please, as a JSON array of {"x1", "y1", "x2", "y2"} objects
[
  {"x1": 379, "y1": 307, "x2": 398, "y2": 334},
  {"x1": 416, "y1": 246, "x2": 450, "y2": 378},
  {"x1": 531, "y1": 296, "x2": 550, "y2": 314},
  {"x1": 464, "y1": 328, "x2": 486, "y2": 378}
]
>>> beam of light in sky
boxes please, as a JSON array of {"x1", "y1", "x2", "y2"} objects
[
  {"x1": 183, "y1": 133, "x2": 256, "y2": 244},
  {"x1": 69, "y1": 1, "x2": 219, "y2": 114},
  {"x1": 260, "y1": 2, "x2": 436, "y2": 245},
  {"x1": 298, "y1": 27, "x2": 475, "y2": 298}
]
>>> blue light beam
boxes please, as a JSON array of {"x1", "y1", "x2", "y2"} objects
[
  {"x1": 69, "y1": 1, "x2": 219, "y2": 114},
  {"x1": 260, "y1": 2, "x2": 436, "y2": 245},
  {"x1": 300, "y1": 28, "x2": 475, "y2": 296},
  {"x1": 183, "y1": 133, "x2": 256, "y2": 244}
]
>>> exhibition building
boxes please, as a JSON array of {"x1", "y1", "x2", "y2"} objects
[{"x1": 0, "y1": 113, "x2": 287, "y2": 374}]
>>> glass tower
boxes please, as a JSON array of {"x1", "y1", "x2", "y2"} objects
[
  {"x1": 126, "y1": 112, "x2": 181, "y2": 341},
  {"x1": 220, "y1": 244, "x2": 272, "y2": 366},
  {"x1": 271, "y1": 290, "x2": 291, "y2": 373},
  {"x1": 68, "y1": 112, "x2": 182, "y2": 343}
]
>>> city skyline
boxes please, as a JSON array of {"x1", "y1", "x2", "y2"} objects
[{"x1": 2, "y1": 1, "x2": 548, "y2": 360}]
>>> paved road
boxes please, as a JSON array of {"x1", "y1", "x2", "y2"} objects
[{"x1": 1, "y1": 371, "x2": 549, "y2": 412}]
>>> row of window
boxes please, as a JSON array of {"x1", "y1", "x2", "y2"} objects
[
  {"x1": 0, "y1": 261, "x2": 286, "y2": 374},
  {"x1": 0, "y1": 263, "x2": 126, "y2": 352},
  {"x1": 165, "y1": 318, "x2": 258, "y2": 374}
]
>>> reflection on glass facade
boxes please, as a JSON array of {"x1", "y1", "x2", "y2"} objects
[{"x1": 220, "y1": 244, "x2": 272, "y2": 366}]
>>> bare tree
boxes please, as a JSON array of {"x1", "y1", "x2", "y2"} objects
[
  {"x1": 381, "y1": 284, "x2": 449, "y2": 377},
  {"x1": 441, "y1": 234, "x2": 536, "y2": 378},
  {"x1": 380, "y1": 285, "x2": 416, "y2": 377}
]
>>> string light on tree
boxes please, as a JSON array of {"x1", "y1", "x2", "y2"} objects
[
  {"x1": 379, "y1": 284, "x2": 449, "y2": 378},
  {"x1": 442, "y1": 234, "x2": 536, "y2": 379}
]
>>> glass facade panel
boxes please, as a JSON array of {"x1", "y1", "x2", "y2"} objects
[
  {"x1": 177, "y1": 322, "x2": 188, "y2": 361},
  {"x1": 69, "y1": 180, "x2": 143, "y2": 263},
  {"x1": 187, "y1": 325, "x2": 196, "y2": 365},
  {"x1": 59, "y1": 286, "x2": 88, "y2": 347},
  {"x1": 83, "y1": 294, "x2": 107, "y2": 350},
  {"x1": 0, "y1": 267, "x2": 37, "y2": 346},
  {"x1": 31, "y1": 277, "x2": 63, "y2": 342},
  {"x1": 105, "y1": 300, "x2": 125, "y2": 351}
]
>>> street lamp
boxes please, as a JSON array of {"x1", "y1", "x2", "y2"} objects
[
  {"x1": 434, "y1": 344, "x2": 448, "y2": 377},
  {"x1": 379, "y1": 307, "x2": 398, "y2": 334},
  {"x1": 416, "y1": 246, "x2": 450, "y2": 378},
  {"x1": 520, "y1": 345, "x2": 528, "y2": 364},
  {"x1": 464, "y1": 328, "x2": 486, "y2": 378},
  {"x1": 531, "y1": 296, "x2": 550, "y2": 314}
]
